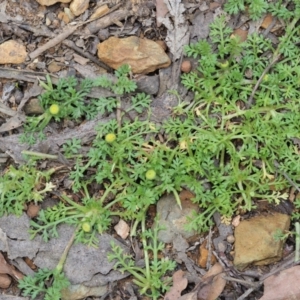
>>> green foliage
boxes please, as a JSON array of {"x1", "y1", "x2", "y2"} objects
[
  {"x1": 62, "y1": 138, "x2": 82, "y2": 158},
  {"x1": 29, "y1": 189, "x2": 114, "y2": 247},
  {"x1": 179, "y1": 11, "x2": 300, "y2": 229},
  {"x1": 0, "y1": 164, "x2": 55, "y2": 216},
  {"x1": 108, "y1": 219, "x2": 176, "y2": 299},
  {"x1": 18, "y1": 268, "x2": 70, "y2": 300},
  {"x1": 20, "y1": 65, "x2": 137, "y2": 144},
  {"x1": 224, "y1": 0, "x2": 300, "y2": 21}
]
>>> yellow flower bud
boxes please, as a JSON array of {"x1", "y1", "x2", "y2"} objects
[
  {"x1": 105, "y1": 133, "x2": 116, "y2": 143},
  {"x1": 145, "y1": 169, "x2": 156, "y2": 180},
  {"x1": 49, "y1": 104, "x2": 60, "y2": 115}
]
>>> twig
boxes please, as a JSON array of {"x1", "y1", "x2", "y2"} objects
[
  {"x1": 21, "y1": 150, "x2": 58, "y2": 160},
  {"x1": 222, "y1": 276, "x2": 259, "y2": 288},
  {"x1": 29, "y1": 2, "x2": 123, "y2": 60},
  {"x1": 62, "y1": 39, "x2": 112, "y2": 71},
  {"x1": 245, "y1": 54, "x2": 280, "y2": 109},
  {"x1": 206, "y1": 227, "x2": 213, "y2": 270},
  {"x1": 273, "y1": 160, "x2": 300, "y2": 193},
  {"x1": 29, "y1": 26, "x2": 79, "y2": 60},
  {"x1": 236, "y1": 287, "x2": 256, "y2": 300}
]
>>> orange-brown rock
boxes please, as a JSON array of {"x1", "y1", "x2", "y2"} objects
[
  {"x1": 35, "y1": 0, "x2": 71, "y2": 5},
  {"x1": 0, "y1": 40, "x2": 27, "y2": 64},
  {"x1": 97, "y1": 36, "x2": 171, "y2": 74},
  {"x1": 70, "y1": 0, "x2": 89, "y2": 16}
]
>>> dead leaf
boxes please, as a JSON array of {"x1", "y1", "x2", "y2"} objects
[
  {"x1": 260, "y1": 266, "x2": 300, "y2": 300},
  {"x1": 197, "y1": 263, "x2": 226, "y2": 300},
  {"x1": 232, "y1": 215, "x2": 241, "y2": 227},
  {"x1": 178, "y1": 291, "x2": 197, "y2": 300},
  {"x1": 231, "y1": 28, "x2": 248, "y2": 42},
  {"x1": 0, "y1": 112, "x2": 25, "y2": 133},
  {"x1": 0, "y1": 252, "x2": 23, "y2": 280},
  {"x1": 156, "y1": 0, "x2": 169, "y2": 27},
  {"x1": 114, "y1": 219, "x2": 130, "y2": 239},
  {"x1": 164, "y1": 270, "x2": 188, "y2": 300},
  {"x1": 158, "y1": 0, "x2": 189, "y2": 61}
]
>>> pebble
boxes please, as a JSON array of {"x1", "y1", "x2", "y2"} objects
[
  {"x1": 70, "y1": 0, "x2": 89, "y2": 17},
  {"x1": 0, "y1": 40, "x2": 27, "y2": 64},
  {"x1": 35, "y1": 0, "x2": 71, "y2": 6},
  {"x1": 97, "y1": 36, "x2": 171, "y2": 74}
]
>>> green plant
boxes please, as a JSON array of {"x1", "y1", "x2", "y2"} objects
[
  {"x1": 224, "y1": 0, "x2": 300, "y2": 21},
  {"x1": 20, "y1": 65, "x2": 138, "y2": 145},
  {"x1": 18, "y1": 224, "x2": 77, "y2": 300},
  {"x1": 18, "y1": 268, "x2": 70, "y2": 300},
  {"x1": 177, "y1": 9, "x2": 300, "y2": 230},
  {"x1": 29, "y1": 183, "x2": 121, "y2": 246},
  {"x1": 108, "y1": 218, "x2": 176, "y2": 299},
  {"x1": 0, "y1": 164, "x2": 56, "y2": 216},
  {"x1": 62, "y1": 138, "x2": 82, "y2": 158}
]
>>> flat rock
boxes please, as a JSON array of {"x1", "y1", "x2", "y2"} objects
[
  {"x1": 35, "y1": 0, "x2": 71, "y2": 5},
  {"x1": 97, "y1": 36, "x2": 171, "y2": 74},
  {"x1": 0, "y1": 40, "x2": 27, "y2": 64},
  {"x1": 70, "y1": 0, "x2": 89, "y2": 16},
  {"x1": 155, "y1": 192, "x2": 199, "y2": 243},
  {"x1": 233, "y1": 213, "x2": 290, "y2": 270}
]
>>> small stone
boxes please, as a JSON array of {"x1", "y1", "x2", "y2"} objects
[
  {"x1": 234, "y1": 213, "x2": 290, "y2": 270},
  {"x1": 58, "y1": 11, "x2": 70, "y2": 24},
  {"x1": 0, "y1": 40, "x2": 27, "y2": 64},
  {"x1": 89, "y1": 4, "x2": 109, "y2": 20},
  {"x1": 70, "y1": 0, "x2": 89, "y2": 17},
  {"x1": 24, "y1": 98, "x2": 44, "y2": 115},
  {"x1": 27, "y1": 203, "x2": 40, "y2": 218},
  {"x1": 45, "y1": 16, "x2": 51, "y2": 26},
  {"x1": 97, "y1": 36, "x2": 171, "y2": 74},
  {"x1": 0, "y1": 274, "x2": 11, "y2": 289},
  {"x1": 226, "y1": 235, "x2": 235, "y2": 244},
  {"x1": 48, "y1": 61, "x2": 62, "y2": 73},
  {"x1": 155, "y1": 192, "x2": 200, "y2": 243},
  {"x1": 181, "y1": 60, "x2": 192, "y2": 73},
  {"x1": 35, "y1": 0, "x2": 71, "y2": 6}
]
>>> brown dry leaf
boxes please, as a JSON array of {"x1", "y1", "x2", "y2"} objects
[
  {"x1": 156, "y1": 0, "x2": 169, "y2": 27},
  {"x1": 259, "y1": 266, "x2": 300, "y2": 300},
  {"x1": 158, "y1": 0, "x2": 189, "y2": 61},
  {"x1": 114, "y1": 219, "x2": 130, "y2": 239},
  {"x1": 177, "y1": 291, "x2": 197, "y2": 300},
  {"x1": 197, "y1": 263, "x2": 226, "y2": 300},
  {"x1": 261, "y1": 14, "x2": 273, "y2": 29},
  {"x1": 164, "y1": 270, "x2": 188, "y2": 300},
  {"x1": 0, "y1": 252, "x2": 23, "y2": 280},
  {"x1": 232, "y1": 215, "x2": 241, "y2": 227},
  {"x1": 231, "y1": 28, "x2": 248, "y2": 42}
]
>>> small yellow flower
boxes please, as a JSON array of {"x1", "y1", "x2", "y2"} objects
[
  {"x1": 105, "y1": 133, "x2": 116, "y2": 143},
  {"x1": 262, "y1": 74, "x2": 269, "y2": 82},
  {"x1": 220, "y1": 60, "x2": 229, "y2": 69},
  {"x1": 49, "y1": 104, "x2": 60, "y2": 115},
  {"x1": 82, "y1": 222, "x2": 91, "y2": 233},
  {"x1": 145, "y1": 169, "x2": 156, "y2": 180}
]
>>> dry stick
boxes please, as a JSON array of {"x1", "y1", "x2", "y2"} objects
[
  {"x1": 62, "y1": 39, "x2": 112, "y2": 71},
  {"x1": 245, "y1": 54, "x2": 281, "y2": 109},
  {"x1": 273, "y1": 160, "x2": 300, "y2": 193},
  {"x1": 29, "y1": 26, "x2": 79, "y2": 60},
  {"x1": 29, "y1": 2, "x2": 123, "y2": 60},
  {"x1": 237, "y1": 252, "x2": 298, "y2": 299}
]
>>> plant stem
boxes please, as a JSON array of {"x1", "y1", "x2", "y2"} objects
[
  {"x1": 22, "y1": 150, "x2": 58, "y2": 160},
  {"x1": 56, "y1": 225, "x2": 79, "y2": 272}
]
